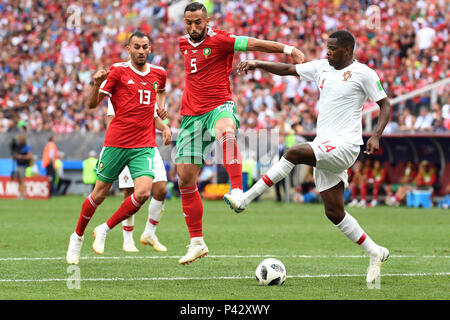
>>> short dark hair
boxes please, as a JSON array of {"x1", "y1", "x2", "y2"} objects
[
  {"x1": 329, "y1": 30, "x2": 355, "y2": 52},
  {"x1": 128, "y1": 31, "x2": 150, "y2": 45},
  {"x1": 184, "y1": 2, "x2": 207, "y2": 15}
]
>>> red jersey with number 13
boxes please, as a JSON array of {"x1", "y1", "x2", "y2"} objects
[
  {"x1": 99, "y1": 61, "x2": 166, "y2": 148},
  {"x1": 179, "y1": 27, "x2": 237, "y2": 116}
]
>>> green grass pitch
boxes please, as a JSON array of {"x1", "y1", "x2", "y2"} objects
[{"x1": 0, "y1": 195, "x2": 449, "y2": 300}]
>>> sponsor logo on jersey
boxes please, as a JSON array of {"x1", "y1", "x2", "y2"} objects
[{"x1": 127, "y1": 79, "x2": 135, "y2": 84}]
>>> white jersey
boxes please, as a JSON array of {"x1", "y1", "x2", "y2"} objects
[{"x1": 295, "y1": 59, "x2": 387, "y2": 145}]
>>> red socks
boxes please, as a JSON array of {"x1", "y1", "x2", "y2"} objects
[
  {"x1": 75, "y1": 195, "x2": 99, "y2": 237},
  {"x1": 220, "y1": 132, "x2": 242, "y2": 190},
  {"x1": 180, "y1": 186, "x2": 203, "y2": 238},
  {"x1": 106, "y1": 193, "x2": 143, "y2": 229}
]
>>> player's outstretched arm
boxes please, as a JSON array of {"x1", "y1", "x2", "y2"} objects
[
  {"x1": 237, "y1": 60, "x2": 298, "y2": 76},
  {"x1": 364, "y1": 97, "x2": 391, "y2": 155},
  {"x1": 246, "y1": 37, "x2": 304, "y2": 64},
  {"x1": 87, "y1": 69, "x2": 109, "y2": 109}
]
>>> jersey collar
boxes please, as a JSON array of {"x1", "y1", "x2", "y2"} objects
[
  {"x1": 187, "y1": 26, "x2": 210, "y2": 47},
  {"x1": 127, "y1": 60, "x2": 150, "y2": 76}
]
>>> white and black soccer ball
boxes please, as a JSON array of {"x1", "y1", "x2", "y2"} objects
[{"x1": 255, "y1": 258, "x2": 286, "y2": 286}]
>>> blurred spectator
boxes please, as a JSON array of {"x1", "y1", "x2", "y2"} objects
[
  {"x1": 82, "y1": 150, "x2": 97, "y2": 195},
  {"x1": 369, "y1": 160, "x2": 387, "y2": 207},
  {"x1": 348, "y1": 160, "x2": 371, "y2": 208},
  {"x1": 198, "y1": 158, "x2": 215, "y2": 193},
  {"x1": 10, "y1": 134, "x2": 32, "y2": 199},
  {"x1": 42, "y1": 136, "x2": 58, "y2": 196},
  {"x1": 386, "y1": 161, "x2": 420, "y2": 206},
  {"x1": 0, "y1": 0, "x2": 447, "y2": 135},
  {"x1": 55, "y1": 151, "x2": 72, "y2": 196},
  {"x1": 293, "y1": 165, "x2": 320, "y2": 204},
  {"x1": 414, "y1": 106, "x2": 434, "y2": 131},
  {"x1": 398, "y1": 107, "x2": 416, "y2": 132}
]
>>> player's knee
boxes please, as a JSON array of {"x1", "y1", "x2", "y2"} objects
[
  {"x1": 177, "y1": 168, "x2": 198, "y2": 187},
  {"x1": 134, "y1": 190, "x2": 151, "y2": 203},
  {"x1": 284, "y1": 143, "x2": 316, "y2": 167},
  {"x1": 153, "y1": 186, "x2": 167, "y2": 201},
  {"x1": 324, "y1": 207, "x2": 345, "y2": 225}
]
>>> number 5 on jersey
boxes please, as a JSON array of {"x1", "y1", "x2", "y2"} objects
[
  {"x1": 139, "y1": 89, "x2": 151, "y2": 105},
  {"x1": 190, "y1": 58, "x2": 197, "y2": 73}
]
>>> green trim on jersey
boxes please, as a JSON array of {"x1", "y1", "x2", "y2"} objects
[{"x1": 234, "y1": 36, "x2": 249, "y2": 52}]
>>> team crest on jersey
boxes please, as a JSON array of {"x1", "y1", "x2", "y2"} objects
[
  {"x1": 203, "y1": 47, "x2": 211, "y2": 59},
  {"x1": 343, "y1": 71, "x2": 352, "y2": 81},
  {"x1": 153, "y1": 82, "x2": 159, "y2": 90}
]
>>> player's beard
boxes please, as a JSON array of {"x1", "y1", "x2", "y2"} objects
[
  {"x1": 189, "y1": 27, "x2": 206, "y2": 42},
  {"x1": 133, "y1": 53, "x2": 148, "y2": 66}
]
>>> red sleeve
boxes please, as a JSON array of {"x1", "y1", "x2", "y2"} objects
[
  {"x1": 99, "y1": 66, "x2": 120, "y2": 98},
  {"x1": 217, "y1": 30, "x2": 236, "y2": 53}
]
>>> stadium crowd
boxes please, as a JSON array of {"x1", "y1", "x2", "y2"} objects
[{"x1": 0, "y1": 0, "x2": 449, "y2": 136}]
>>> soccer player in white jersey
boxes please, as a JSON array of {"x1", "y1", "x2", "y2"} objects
[
  {"x1": 224, "y1": 30, "x2": 391, "y2": 285},
  {"x1": 107, "y1": 99, "x2": 171, "y2": 252}
]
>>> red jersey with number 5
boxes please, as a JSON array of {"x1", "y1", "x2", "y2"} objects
[
  {"x1": 99, "y1": 61, "x2": 166, "y2": 148},
  {"x1": 179, "y1": 27, "x2": 237, "y2": 116}
]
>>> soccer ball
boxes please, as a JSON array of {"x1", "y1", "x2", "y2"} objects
[{"x1": 255, "y1": 258, "x2": 286, "y2": 286}]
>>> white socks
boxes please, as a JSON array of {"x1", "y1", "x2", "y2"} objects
[
  {"x1": 244, "y1": 157, "x2": 295, "y2": 202},
  {"x1": 121, "y1": 198, "x2": 164, "y2": 242},
  {"x1": 336, "y1": 212, "x2": 379, "y2": 255},
  {"x1": 122, "y1": 215, "x2": 134, "y2": 243},
  {"x1": 144, "y1": 198, "x2": 164, "y2": 236}
]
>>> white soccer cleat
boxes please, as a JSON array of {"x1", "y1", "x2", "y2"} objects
[
  {"x1": 140, "y1": 233, "x2": 167, "y2": 252},
  {"x1": 224, "y1": 191, "x2": 248, "y2": 214},
  {"x1": 92, "y1": 224, "x2": 108, "y2": 255},
  {"x1": 357, "y1": 200, "x2": 367, "y2": 208},
  {"x1": 122, "y1": 241, "x2": 139, "y2": 252},
  {"x1": 366, "y1": 246, "x2": 390, "y2": 283},
  {"x1": 66, "y1": 232, "x2": 84, "y2": 265},
  {"x1": 348, "y1": 199, "x2": 359, "y2": 207},
  {"x1": 178, "y1": 242, "x2": 208, "y2": 265},
  {"x1": 370, "y1": 199, "x2": 378, "y2": 207}
]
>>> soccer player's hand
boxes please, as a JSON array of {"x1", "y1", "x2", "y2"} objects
[
  {"x1": 236, "y1": 60, "x2": 258, "y2": 75},
  {"x1": 291, "y1": 48, "x2": 305, "y2": 64},
  {"x1": 162, "y1": 127, "x2": 172, "y2": 145},
  {"x1": 364, "y1": 136, "x2": 380, "y2": 155},
  {"x1": 156, "y1": 106, "x2": 168, "y2": 120},
  {"x1": 93, "y1": 69, "x2": 109, "y2": 86}
]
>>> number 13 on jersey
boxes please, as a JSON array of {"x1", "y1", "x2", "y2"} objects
[{"x1": 139, "y1": 89, "x2": 151, "y2": 105}]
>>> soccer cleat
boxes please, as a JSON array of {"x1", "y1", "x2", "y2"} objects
[
  {"x1": 357, "y1": 200, "x2": 367, "y2": 208},
  {"x1": 370, "y1": 199, "x2": 378, "y2": 207},
  {"x1": 224, "y1": 192, "x2": 248, "y2": 214},
  {"x1": 66, "y1": 232, "x2": 84, "y2": 265},
  {"x1": 348, "y1": 199, "x2": 359, "y2": 207},
  {"x1": 92, "y1": 224, "x2": 108, "y2": 255},
  {"x1": 140, "y1": 234, "x2": 167, "y2": 252},
  {"x1": 366, "y1": 246, "x2": 390, "y2": 283},
  {"x1": 122, "y1": 241, "x2": 139, "y2": 252},
  {"x1": 178, "y1": 243, "x2": 209, "y2": 265}
]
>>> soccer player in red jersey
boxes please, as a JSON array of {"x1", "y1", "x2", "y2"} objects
[
  {"x1": 175, "y1": 2, "x2": 305, "y2": 264},
  {"x1": 66, "y1": 32, "x2": 168, "y2": 264}
]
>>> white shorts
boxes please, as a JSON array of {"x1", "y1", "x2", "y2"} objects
[
  {"x1": 308, "y1": 137, "x2": 360, "y2": 192},
  {"x1": 118, "y1": 148, "x2": 167, "y2": 189}
]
